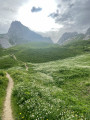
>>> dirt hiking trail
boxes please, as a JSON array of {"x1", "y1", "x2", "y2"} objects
[
  {"x1": 2, "y1": 73, "x2": 14, "y2": 120},
  {"x1": 12, "y1": 55, "x2": 17, "y2": 61},
  {"x1": 25, "y1": 63, "x2": 28, "y2": 71}
]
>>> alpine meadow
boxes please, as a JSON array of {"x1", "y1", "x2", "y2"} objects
[{"x1": 0, "y1": 0, "x2": 90, "y2": 120}]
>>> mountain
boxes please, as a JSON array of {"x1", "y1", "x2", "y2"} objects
[
  {"x1": 84, "y1": 28, "x2": 90, "y2": 40},
  {"x1": 0, "y1": 21, "x2": 52, "y2": 48},
  {"x1": 58, "y1": 32, "x2": 78, "y2": 44},
  {"x1": 0, "y1": 34, "x2": 11, "y2": 48},
  {"x1": 58, "y1": 28, "x2": 90, "y2": 44},
  {"x1": 8, "y1": 21, "x2": 52, "y2": 45}
]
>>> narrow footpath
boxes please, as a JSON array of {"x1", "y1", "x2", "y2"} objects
[
  {"x1": 25, "y1": 63, "x2": 28, "y2": 71},
  {"x1": 2, "y1": 73, "x2": 14, "y2": 120},
  {"x1": 12, "y1": 54, "x2": 17, "y2": 61}
]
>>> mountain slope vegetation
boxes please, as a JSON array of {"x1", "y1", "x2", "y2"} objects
[
  {"x1": 7, "y1": 53, "x2": 90, "y2": 120},
  {"x1": 0, "y1": 55, "x2": 19, "y2": 69},
  {"x1": 0, "y1": 71, "x2": 8, "y2": 120},
  {"x1": 0, "y1": 39, "x2": 90, "y2": 120},
  {"x1": 1, "y1": 40, "x2": 90, "y2": 63}
]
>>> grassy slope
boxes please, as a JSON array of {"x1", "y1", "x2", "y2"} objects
[
  {"x1": 0, "y1": 42, "x2": 55, "y2": 57},
  {"x1": 8, "y1": 53, "x2": 90, "y2": 120},
  {"x1": 0, "y1": 55, "x2": 19, "y2": 69},
  {"x1": 0, "y1": 40, "x2": 90, "y2": 120},
  {"x1": 14, "y1": 40, "x2": 90, "y2": 63},
  {"x1": 0, "y1": 52, "x2": 19, "y2": 119},
  {"x1": 0, "y1": 40, "x2": 90, "y2": 63},
  {"x1": 0, "y1": 71, "x2": 8, "y2": 120}
]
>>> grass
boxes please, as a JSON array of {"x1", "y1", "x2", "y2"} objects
[
  {"x1": 8, "y1": 53, "x2": 90, "y2": 120},
  {"x1": 0, "y1": 40, "x2": 90, "y2": 119},
  {"x1": 0, "y1": 71, "x2": 8, "y2": 120},
  {"x1": 0, "y1": 55, "x2": 20, "y2": 69},
  {"x1": 0, "y1": 40, "x2": 90, "y2": 63},
  {"x1": 14, "y1": 40, "x2": 90, "y2": 63}
]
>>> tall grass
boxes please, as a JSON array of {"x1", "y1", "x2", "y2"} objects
[
  {"x1": 0, "y1": 71, "x2": 8, "y2": 119},
  {"x1": 8, "y1": 53, "x2": 90, "y2": 120}
]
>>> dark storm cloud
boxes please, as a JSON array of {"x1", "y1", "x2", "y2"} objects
[
  {"x1": 50, "y1": 0, "x2": 90, "y2": 32},
  {"x1": 31, "y1": 7, "x2": 42, "y2": 12},
  {"x1": 0, "y1": 0, "x2": 29, "y2": 33}
]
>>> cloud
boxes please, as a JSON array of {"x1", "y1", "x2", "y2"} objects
[
  {"x1": 50, "y1": 0, "x2": 90, "y2": 32},
  {"x1": 0, "y1": 0, "x2": 29, "y2": 33},
  {"x1": 0, "y1": 0, "x2": 90, "y2": 42},
  {"x1": 48, "y1": 10, "x2": 59, "y2": 18},
  {"x1": 31, "y1": 6, "x2": 42, "y2": 12}
]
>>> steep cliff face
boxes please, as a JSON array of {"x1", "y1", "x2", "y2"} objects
[
  {"x1": 8, "y1": 21, "x2": 52, "y2": 45},
  {"x1": 58, "y1": 32, "x2": 78, "y2": 44},
  {"x1": 0, "y1": 34, "x2": 11, "y2": 48}
]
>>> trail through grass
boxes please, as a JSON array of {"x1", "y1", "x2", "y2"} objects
[
  {"x1": 8, "y1": 53, "x2": 90, "y2": 120},
  {"x1": 0, "y1": 40, "x2": 90, "y2": 120},
  {"x1": 2, "y1": 73, "x2": 14, "y2": 120}
]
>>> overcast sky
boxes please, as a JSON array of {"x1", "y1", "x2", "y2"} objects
[{"x1": 0, "y1": 0, "x2": 90, "y2": 42}]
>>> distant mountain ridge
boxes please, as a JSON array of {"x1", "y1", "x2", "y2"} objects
[
  {"x1": 58, "y1": 27, "x2": 90, "y2": 44},
  {"x1": 0, "y1": 21, "x2": 52, "y2": 48},
  {"x1": 58, "y1": 32, "x2": 78, "y2": 44}
]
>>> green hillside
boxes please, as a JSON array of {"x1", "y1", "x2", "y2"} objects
[
  {"x1": 0, "y1": 40, "x2": 90, "y2": 120},
  {"x1": 0, "y1": 55, "x2": 19, "y2": 69},
  {"x1": 8, "y1": 53, "x2": 90, "y2": 120},
  {"x1": 10, "y1": 39, "x2": 90, "y2": 63},
  {"x1": 1, "y1": 40, "x2": 90, "y2": 63},
  {"x1": 0, "y1": 71, "x2": 8, "y2": 120}
]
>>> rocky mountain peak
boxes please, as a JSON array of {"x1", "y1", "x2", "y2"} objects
[
  {"x1": 8, "y1": 21, "x2": 29, "y2": 35},
  {"x1": 58, "y1": 32, "x2": 78, "y2": 44},
  {"x1": 7, "y1": 21, "x2": 52, "y2": 45}
]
